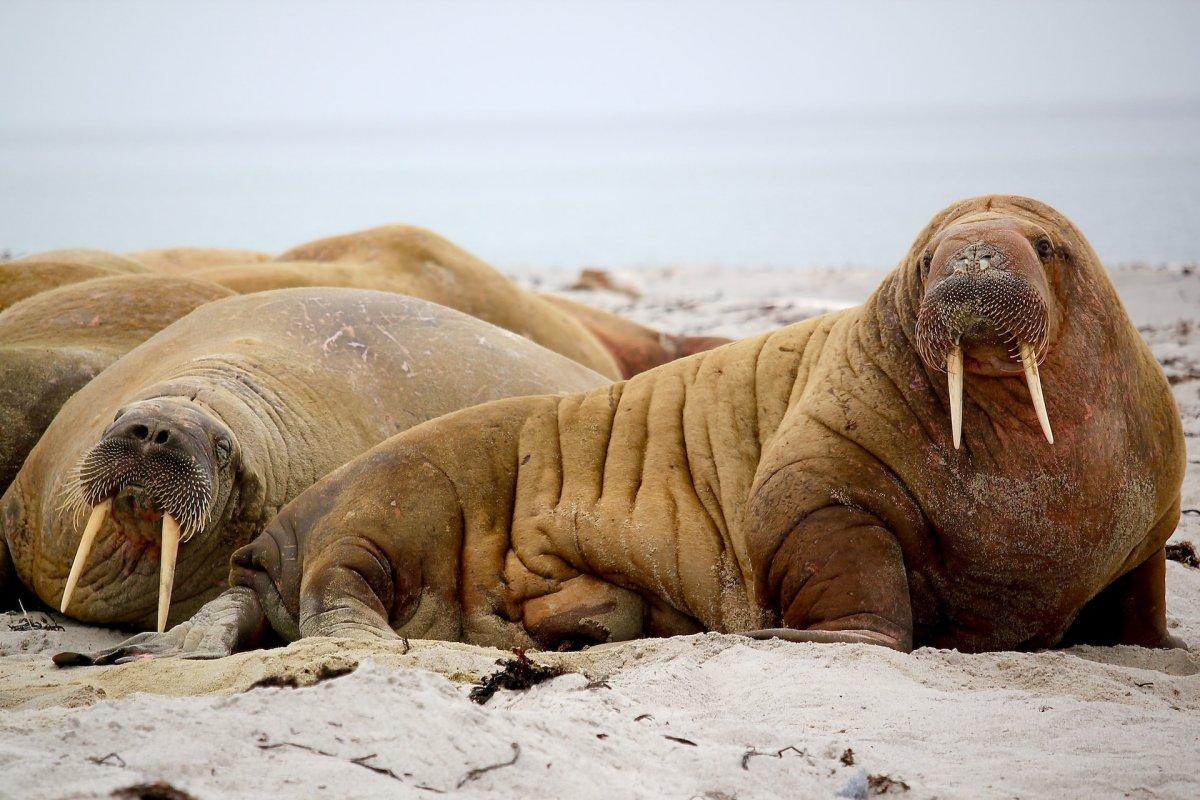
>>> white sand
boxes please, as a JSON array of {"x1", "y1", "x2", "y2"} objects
[{"x1": 1, "y1": 263, "x2": 1197, "y2": 800}]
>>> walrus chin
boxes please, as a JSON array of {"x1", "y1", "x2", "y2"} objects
[
  {"x1": 58, "y1": 398, "x2": 237, "y2": 632},
  {"x1": 914, "y1": 217, "x2": 1059, "y2": 449}
]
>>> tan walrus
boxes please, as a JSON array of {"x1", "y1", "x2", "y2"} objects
[
  {"x1": 124, "y1": 247, "x2": 273, "y2": 274},
  {"x1": 126, "y1": 225, "x2": 727, "y2": 378},
  {"x1": 65, "y1": 194, "x2": 1185, "y2": 665},
  {"x1": 192, "y1": 258, "x2": 727, "y2": 379},
  {"x1": 0, "y1": 274, "x2": 234, "y2": 497},
  {"x1": 0, "y1": 249, "x2": 150, "y2": 312},
  {"x1": 272, "y1": 225, "x2": 623, "y2": 378},
  {"x1": 2, "y1": 288, "x2": 607, "y2": 633}
]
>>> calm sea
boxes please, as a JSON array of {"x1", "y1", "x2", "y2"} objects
[{"x1": 3, "y1": 107, "x2": 1198, "y2": 266}]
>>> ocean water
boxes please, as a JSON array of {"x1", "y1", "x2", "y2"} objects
[{"x1": 2, "y1": 107, "x2": 1198, "y2": 267}]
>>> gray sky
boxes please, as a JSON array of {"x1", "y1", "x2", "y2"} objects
[{"x1": 3, "y1": 0, "x2": 1199, "y2": 131}]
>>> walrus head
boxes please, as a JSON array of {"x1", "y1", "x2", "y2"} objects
[
  {"x1": 913, "y1": 212, "x2": 1063, "y2": 448},
  {"x1": 59, "y1": 397, "x2": 243, "y2": 631}
]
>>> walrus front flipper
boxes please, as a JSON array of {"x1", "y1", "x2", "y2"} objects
[
  {"x1": 53, "y1": 586, "x2": 266, "y2": 667},
  {"x1": 752, "y1": 502, "x2": 914, "y2": 653},
  {"x1": 1062, "y1": 546, "x2": 1187, "y2": 650}
]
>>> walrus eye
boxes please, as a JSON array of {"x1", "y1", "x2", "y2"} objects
[
  {"x1": 921, "y1": 253, "x2": 933, "y2": 275},
  {"x1": 214, "y1": 437, "x2": 232, "y2": 468},
  {"x1": 1035, "y1": 237, "x2": 1054, "y2": 260}
]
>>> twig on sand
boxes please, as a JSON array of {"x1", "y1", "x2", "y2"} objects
[
  {"x1": 455, "y1": 742, "x2": 521, "y2": 789},
  {"x1": 741, "y1": 744, "x2": 806, "y2": 770},
  {"x1": 349, "y1": 754, "x2": 404, "y2": 781},
  {"x1": 664, "y1": 735, "x2": 698, "y2": 746},
  {"x1": 88, "y1": 752, "x2": 126, "y2": 768},
  {"x1": 256, "y1": 741, "x2": 403, "y2": 783}
]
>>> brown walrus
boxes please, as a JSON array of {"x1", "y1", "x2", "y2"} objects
[
  {"x1": 0, "y1": 249, "x2": 150, "y2": 312},
  {"x1": 2, "y1": 288, "x2": 607, "y2": 634},
  {"x1": 65, "y1": 194, "x2": 1185, "y2": 664},
  {"x1": 0, "y1": 274, "x2": 234, "y2": 497},
  {"x1": 125, "y1": 247, "x2": 273, "y2": 274},
  {"x1": 539, "y1": 293, "x2": 733, "y2": 378}
]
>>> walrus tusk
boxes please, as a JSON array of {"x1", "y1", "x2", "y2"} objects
[
  {"x1": 947, "y1": 345, "x2": 964, "y2": 449},
  {"x1": 157, "y1": 514, "x2": 181, "y2": 633},
  {"x1": 1019, "y1": 341, "x2": 1054, "y2": 444},
  {"x1": 60, "y1": 498, "x2": 113, "y2": 613}
]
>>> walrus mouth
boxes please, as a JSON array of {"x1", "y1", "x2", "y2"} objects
[
  {"x1": 915, "y1": 241, "x2": 1054, "y2": 449},
  {"x1": 59, "y1": 423, "x2": 218, "y2": 632}
]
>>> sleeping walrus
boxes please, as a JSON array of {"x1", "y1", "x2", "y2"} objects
[
  {"x1": 0, "y1": 274, "x2": 234, "y2": 496},
  {"x1": 66, "y1": 195, "x2": 1185, "y2": 664},
  {"x1": 191, "y1": 258, "x2": 727, "y2": 379},
  {"x1": 0, "y1": 249, "x2": 150, "y2": 311},
  {"x1": 1, "y1": 288, "x2": 606, "y2": 632},
  {"x1": 123, "y1": 247, "x2": 273, "y2": 274},
  {"x1": 125, "y1": 225, "x2": 728, "y2": 378},
  {"x1": 272, "y1": 225, "x2": 624, "y2": 378}
]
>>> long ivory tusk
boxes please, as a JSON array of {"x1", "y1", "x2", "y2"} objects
[
  {"x1": 60, "y1": 498, "x2": 113, "y2": 613},
  {"x1": 1019, "y1": 341, "x2": 1054, "y2": 444},
  {"x1": 947, "y1": 345, "x2": 964, "y2": 449},
  {"x1": 157, "y1": 514, "x2": 181, "y2": 633}
]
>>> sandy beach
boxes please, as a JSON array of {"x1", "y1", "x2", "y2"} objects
[{"x1": 1, "y1": 261, "x2": 1197, "y2": 800}]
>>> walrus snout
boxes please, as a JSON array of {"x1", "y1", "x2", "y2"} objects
[
  {"x1": 60, "y1": 398, "x2": 239, "y2": 631},
  {"x1": 915, "y1": 220, "x2": 1059, "y2": 449}
]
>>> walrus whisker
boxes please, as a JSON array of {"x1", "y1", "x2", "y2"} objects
[
  {"x1": 947, "y1": 345, "x2": 964, "y2": 449},
  {"x1": 1019, "y1": 341, "x2": 1054, "y2": 444},
  {"x1": 158, "y1": 513, "x2": 181, "y2": 633},
  {"x1": 60, "y1": 498, "x2": 112, "y2": 613}
]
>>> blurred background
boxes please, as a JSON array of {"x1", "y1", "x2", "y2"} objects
[{"x1": 1, "y1": 0, "x2": 1198, "y2": 266}]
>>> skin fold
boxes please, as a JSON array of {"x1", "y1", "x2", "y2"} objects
[
  {"x1": 64, "y1": 195, "x2": 1186, "y2": 664},
  {"x1": 3, "y1": 288, "x2": 607, "y2": 630}
]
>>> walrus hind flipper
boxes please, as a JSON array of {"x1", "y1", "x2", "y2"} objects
[{"x1": 53, "y1": 586, "x2": 266, "y2": 668}]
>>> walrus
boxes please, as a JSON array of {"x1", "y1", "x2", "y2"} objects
[
  {"x1": 2, "y1": 288, "x2": 607, "y2": 634},
  {"x1": 1, "y1": 249, "x2": 150, "y2": 311},
  {"x1": 273, "y1": 225, "x2": 626, "y2": 378},
  {"x1": 191, "y1": 258, "x2": 725, "y2": 379},
  {"x1": 65, "y1": 195, "x2": 1185, "y2": 664},
  {"x1": 539, "y1": 293, "x2": 733, "y2": 378},
  {"x1": 126, "y1": 247, "x2": 273, "y2": 274},
  {"x1": 0, "y1": 274, "x2": 234, "y2": 496}
]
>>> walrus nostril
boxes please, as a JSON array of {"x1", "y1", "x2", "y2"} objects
[
  {"x1": 130, "y1": 424, "x2": 150, "y2": 441},
  {"x1": 153, "y1": 429, "x2": 170, "y2": 445}
]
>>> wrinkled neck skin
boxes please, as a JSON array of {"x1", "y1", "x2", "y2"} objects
[{"x1": 761, "y1": 197, "x2": 1184, "y2": 649}]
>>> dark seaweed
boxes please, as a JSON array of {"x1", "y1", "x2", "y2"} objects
[
  {"x1": 1166, "y1": 541, "x2": 1199, "y2": 569},
  {"x1": 468, "y1": 648, "x2": 566, "y2": 704}
]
